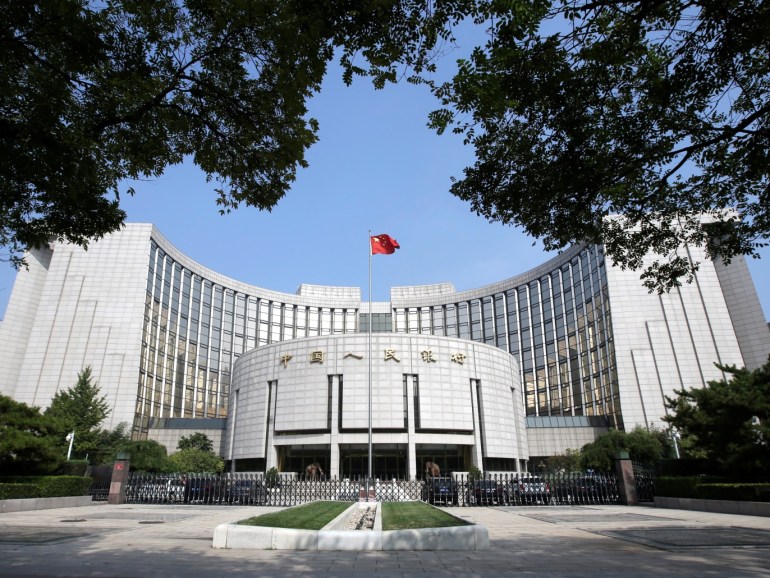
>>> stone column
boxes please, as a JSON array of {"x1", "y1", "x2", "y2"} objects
[
  {"x1": 615, "y1": 451, "x2": 638, "y2": 506},
  {"x1": 329, "y1": 375, "x2": 341, "y2": 478},
  {"x1": 107, "y1": 452, "x2": 131, "y2": 504},
  {"x1": 405, "y1": 375, "x2": 417, "y2": 481},
  {"x1": 469, "y1": 379, "x2": 484, "y2": 469}
]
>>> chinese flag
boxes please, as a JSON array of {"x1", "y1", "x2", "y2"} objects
[{"x1": 370, "y1": 234, "x2": 400, "y2": 255}]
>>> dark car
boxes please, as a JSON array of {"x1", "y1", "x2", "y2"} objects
[
  {"x1": 549, "y1": 474, "x2": 612, "y2": 504},
  {"x1": 569, "y1": 475, "x2": 616, "y2": 503},
  {"x1": 471, "y1": 479, "x2": 504, "y2": 505},
  {"x1": 183, "y1": 477, "x2": 221, "y2": 504},
  {"x1": 509, "y1": 476, "x2": 551, "y2": 504},
  {"x1": 424, "y1": 477, "x2": 458, "y2": 506},
  {"x1": 225, "y1": 478, "x2": 266, "y2": 505}
]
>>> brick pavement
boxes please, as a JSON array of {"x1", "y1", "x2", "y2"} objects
[{"x1": 1, "y1": 503, "x2": 769, "y2": 577}]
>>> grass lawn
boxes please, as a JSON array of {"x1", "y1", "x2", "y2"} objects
[
  {"x1": 237, "y1": 500, "x2": 470, "y2": 531},
  {"x1": 381, "y1": 501, "x2": 470, "y2": 531},
  {"x1": 238, "y1": 501, "x2": 353, "y2": 530}
]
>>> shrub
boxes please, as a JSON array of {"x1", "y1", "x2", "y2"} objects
[
  {"x1": 657, "y1": 458, "x2": 712, "y2": 477},
  {"x1": 36, "y1": 476, "x2": 93, "y2": 498},
  {"x1": 0, "y1": 476, "x2": 92, "y2": 499},
  {"x1": 56, "y1": 460, "x2": 89, "y2": 477},
  {"x1": 0, "y1": 483, "x2": 40, "y2": 500},
  {"x1": 167, "y1": 448, "x2": 223, "y2": 473},
  {"x1": 656, "y1": 477, "x2": 770, "y2": 502},
  {"x1": 697, "y1": 483, "x2": 770, "y2": 502},
  {"x1": 265, "y1": 467, "x2": 280, "y2": 488},
  {"x1": 655, "y1": 476, "x2": 700, "y2": 498}
]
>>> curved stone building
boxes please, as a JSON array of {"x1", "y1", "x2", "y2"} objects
[
  {"x1": 227, "y1": 334, "x2": 525, "y2": 479},
  {"x1": 1, "y1": 223, "x2": 768, "y2": 476}
]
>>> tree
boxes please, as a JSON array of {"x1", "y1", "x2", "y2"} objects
[
  {"x1": 167, "y1": 448, "x2": 224, "y2": 474},
  {"x1": 44, "y1": 366, "x2": 110, "y2": 459},
  {"x1": 177, "y1": 432, "x2": 213, "y2": 453},
  {"x1": 579, "y1": 426, "x2": 664, "y2": 471},
  {"x1": 118, "y1": 439, "x2": 170, "y2": 473},
  {"x1": 542, "y1": 448, "x2": 582, "y2": 474},
  {"x1": 428, "y1": 0, "x2": 770, "y2": 291},
  {"x1": 0, "y1": 395, "x2": 63, "y2": 474},
  {"x1": 664, "y1": 360, "x2": 770, "y2": 477},
  {"x1": 5, "y1": 2, "x2": 767, "y2": 291},
  {"x1": 0, "y1": 0, "x2": 468, "y2": 267},
  {"x1": 91, "y1": 422, "x2": 131, "y2": 466}
]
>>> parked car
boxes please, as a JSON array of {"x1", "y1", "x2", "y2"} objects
[
  {"x1": 166, "y1": 478, "x2": 186, "y2": 502},
  {"x1": 184, "y1": 477, "x2": 221, "y2": 504},
  {"x1": 224, "y1": 478, "x2": 266, "y2": 505},
  {"x1": 509, "y1": 476, "x2": 551, "y2": 504},
  {"x1": 471, "y1": 479, "x2": 504, "y2": 505},
  {"x1": 424, "y1": 477, "x2": 459, "y2": 506},
  {"x1": 571, "y1": 475, "x2": 616, "y2": 503}
]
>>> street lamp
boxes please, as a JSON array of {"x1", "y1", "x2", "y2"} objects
[
  {"x1": 65, "y1": 431, "x2": 75, "y2": 460},
  {"x1": 671, "y1": 429, "x2": 681, "y2": 459}
]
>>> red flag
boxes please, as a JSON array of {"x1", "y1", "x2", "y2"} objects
[{"x1": 370, "y1": 234, "x2": 400, "y2": 255}]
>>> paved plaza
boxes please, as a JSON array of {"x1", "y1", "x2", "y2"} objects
[{"x1": 1, "y1": 503, "x2": 769, "y2": 577}]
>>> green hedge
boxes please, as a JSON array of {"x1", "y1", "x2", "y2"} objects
[
  {"x1": 657, "y1": 459, "x2": 712, "y2": 477},
  {"x1": 0, "y1": 483, "x2": 40, "y2": 500},
  {"x1": 696, "y1": 483, "x2": 770, "y2": 502},
  {"x1": 0, "y1": 476, "x2": 92, "y2": 499},
  {"x1": 55, "y1": 460, "x2": 89, "y2": 477},
  {"x1": 656, "y1": 476, "x2": 700, "y2": 498},
  {"x1": 37, "y1": 476, "x2": 93, "y2": 498},
  {"x1": 656, "y1": 477, "x2": 770, "y2": 502}
]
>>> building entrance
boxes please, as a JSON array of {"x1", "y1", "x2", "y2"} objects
[
  {"x1": 279, "y1": 446, "x2": 329, "y2": 477},
  {"x1": 415, "y1": 445, "x2": 469, "y2": 478},
  {"x1": 339, "y1": 445, "x2": 407, "y2": 480}
]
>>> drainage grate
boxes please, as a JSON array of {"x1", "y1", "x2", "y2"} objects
[{"x1": 594, "y1": 527, "x2": 770, "y2": 550}]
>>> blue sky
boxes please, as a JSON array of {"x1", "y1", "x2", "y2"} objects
[{"x1": 0, "y1": 56, "x2": 768, "y2": 320}]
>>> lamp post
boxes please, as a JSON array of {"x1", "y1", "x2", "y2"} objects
[
  {"x1": 671, "y1": 429, "x2": 680, "y2": 459},
  {"x1": 65, "y1": 431, "x2": 75, "y2": 460}
]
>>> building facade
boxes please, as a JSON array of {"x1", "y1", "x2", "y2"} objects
[{"x1": 1, "y1": 223, "x2": 767, "y2": 476}]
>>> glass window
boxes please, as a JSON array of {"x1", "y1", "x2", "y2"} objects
[
  {"x1": 320, "y1": 308, "x2": 332, "y2": 334},
  {"x1": 420, "y1": 307, "x2": 432, "y2": 334},
  {"x1": 407, "y1": 308, "x2": 419, "y2": 334},
  {"x1": 308, "y1": 307, "x2": 319, "y2": 336},
  {"x1": 296, "y1": 307, "x2": 307, "y2": 336},
  {"x1": 445, "y1": 304, "x2": 457, "y2": 337},
  {"x1": 470, "y1": 300, "x2": 482, "y2": 342},
  {"x1": 345, "y1": 310, "x2": 356, "y2": 333},
  {"x1": 432, "y1": 306, "x2": 444, "y2": 335},
  {"x1": 458, "y1": 302, "x2": 469, "y2": 339},
  {"x1": 394, "y1": 309, "x2": 406, "y2": 333},
  {"x1": 329, "y1": 309, "x2": 341, "y2": 334}
]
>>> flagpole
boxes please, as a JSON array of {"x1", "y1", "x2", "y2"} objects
[{"x1": 368, "y1": 229, "x2": 373, "y2": 482}]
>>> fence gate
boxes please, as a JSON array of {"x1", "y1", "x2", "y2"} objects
[{"x1": 114, "y1": 471, "x2": 625, "y2": 507}]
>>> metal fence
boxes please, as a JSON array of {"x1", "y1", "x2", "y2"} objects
[
  {"x1": 88, "y1": 481, "x2": 110, "y2": 502},
  {"x1": 119, "y1": 471, "x2": 624, "y2": 507},
  {"x1": 632, "y1": 462, "x2": 656, "y2": 503}
]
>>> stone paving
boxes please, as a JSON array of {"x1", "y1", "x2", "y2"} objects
[{"x1": 0, "y1": 503, "x2": 769, "y2": 577}]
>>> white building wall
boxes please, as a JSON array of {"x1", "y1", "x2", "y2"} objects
[
  {"x1": 605, "y1": 245, "x2": 745, "y2": 431},
  {"x1": 228, "y1": 346, "x2": 273, "y2": 461},
  {"x1": 3, "y1": 225, "x2": 153, "y2": 428},
  {"x1": 712, "y1": 254, "x2": 770, "y2": 370},
  {"x1": 0, "y1": 247, "x2": 52, "y2": 397}
]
